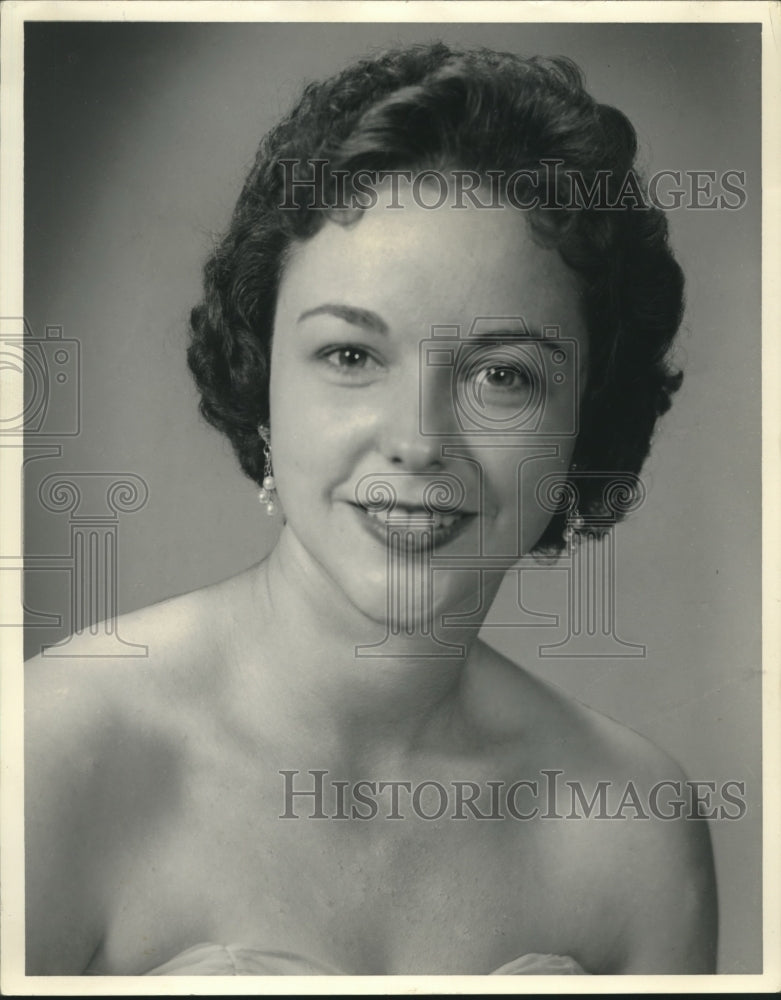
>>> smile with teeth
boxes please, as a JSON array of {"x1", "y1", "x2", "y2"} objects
[
  {"x1": 352, "y1": 502, "x2": 475, "y2": 548},
  {"x1": 364, "y1": 507, "x2": 463, "y2": 529}
]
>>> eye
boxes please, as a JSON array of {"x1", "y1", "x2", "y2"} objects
[
  {"x1": 471, "y1": 363, "x2": 536, "y2": 399},
  {"x1": 318, "y1": 345, "x2": 383, "y2": 381},
  {"x1": 455, "y1": 342, "x2": 539, "y2": 404},
  {"x1": 475, "y1": 365, "x2": 531, "y2": 391},
  {"x1": 325, "y1": 347, "x2": 370, "y2": 369}
]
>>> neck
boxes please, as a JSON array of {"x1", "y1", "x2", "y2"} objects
[{"x1": 230, "y1": 526, "x2": 503, "y2": 762}]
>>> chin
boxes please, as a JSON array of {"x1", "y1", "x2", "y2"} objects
[{"x1": 342, "y1": 566, "x2": 481, "y2": 637}]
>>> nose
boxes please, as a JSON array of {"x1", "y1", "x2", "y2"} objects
[
  {"x1": 384, "y1": 432, "x2": 442, "y2": 471},
  {"x1": 380, "y1": 366, "x2": 455, "y2": 471}
]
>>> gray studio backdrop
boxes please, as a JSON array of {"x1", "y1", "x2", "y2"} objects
[{"x1": 23, "y1": 21, "x2": 761, "y2": 973}]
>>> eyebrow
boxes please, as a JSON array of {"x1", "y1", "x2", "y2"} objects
[
  {"x1": 297, "y1": 304, "x2": 389, "y2": 335},
  {"x1": 467, "y1": 325, "x2": 560, "y2": 350},
  {"x1": 297, "y1": 305, "x2": 561, "y2": 349}
]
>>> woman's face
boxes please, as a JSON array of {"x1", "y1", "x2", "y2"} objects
[{"x1": 269, "y1": 192, "x2": 589, "y2": 624}]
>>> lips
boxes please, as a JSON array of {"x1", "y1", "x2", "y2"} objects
[{"x1": 350, "y1": 502, "x2": 476, "y2": 549}]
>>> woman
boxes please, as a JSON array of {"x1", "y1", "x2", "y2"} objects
[{"x1": 25, "y1": 43, "x2": 717, "y2": 976}]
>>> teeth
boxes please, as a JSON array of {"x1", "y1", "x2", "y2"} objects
[
  {"x1": 431, "y1": 513, "x2": 459, "y2": 528},
  {"x1": 365, "y1": 508, "x2": 463, "y2": 529}
]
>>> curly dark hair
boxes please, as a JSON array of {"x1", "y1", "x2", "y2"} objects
[{"x1": 188, "y1": 42, "x2": 684, "y2": 553}]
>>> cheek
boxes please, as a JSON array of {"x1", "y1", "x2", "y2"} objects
[
  {"x1": 484, "y1": 444, "x2": 575, "y2": 504},
  {"x1": 482, "y1": 445, "x2": 575, "y2": 549},
  {"x1": 271, "y1": 350, "x2": 380, "y2": 461},
  {"x1": 269, "y1": 391, "x2": 370, "y2": 501}
]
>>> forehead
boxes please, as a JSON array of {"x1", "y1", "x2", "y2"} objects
[{"x1": 276, "y1": 198, "x2": 585, "y2": 336}]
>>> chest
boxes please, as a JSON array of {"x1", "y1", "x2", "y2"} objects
[{"x1": 97, "y1": 762, "x2": 596, "y2": 974}]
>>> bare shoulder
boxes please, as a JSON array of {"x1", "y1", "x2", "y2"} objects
[
  {"x1": 471, "y1": 642, "x2": 718, "y2": 973},
  {"x1": 563, "y1": 690, "x2": 717, "y2": 967},
  {"x1": 581, "y1": 709, "x2": 718, "y2": 973},
  {"x1": 25, "y1": 578, "x2": 227, "y2": 742},
  {"x1": 24, "y1": 575, "x2": 238, "y2": 973}
]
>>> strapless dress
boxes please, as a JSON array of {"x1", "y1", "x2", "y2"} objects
[{"x1": 144, "y1": 943, "x2": 586, "y2": 975}]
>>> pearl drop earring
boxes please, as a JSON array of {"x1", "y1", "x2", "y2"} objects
[
  {"x1": 257, "y1": 424, "x2": 277, "y2": 515},
  {"x1": 566, "y1": 461, "x2": 583, "y2": 548},
  {"x1": 566, "y1": 508, "x2": 585, "y2": 549}
]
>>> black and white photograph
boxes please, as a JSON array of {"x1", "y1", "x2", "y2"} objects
[{"x1": 1, "y1": 1, "x2": 777, "y2": 992}]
